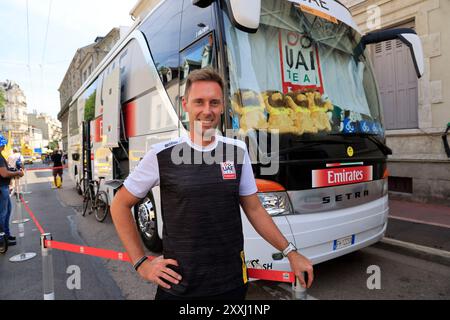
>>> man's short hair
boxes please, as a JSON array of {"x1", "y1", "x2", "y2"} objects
[
  {"x1": 184, "y1": 68, "x2": 224, "y2": 100},
  {"x1": 13, "y1": 148, "x2": 18, "y2": 153}
]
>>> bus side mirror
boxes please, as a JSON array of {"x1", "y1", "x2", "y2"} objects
[
  {"x1": 193, "y1": 0, "x2": 261, "y2": 33},
  {"x1": 356, "y1": 28, "x2": 424, "y2": 78},
  {"x1": 223, "y1": 0, "x2": 261, "y2": 33},
  {"x1": 192, "y1": 0, "x2": 214, "y2": 8},
  {"x1": 443, "y1": 123, "x2": 450, "y2": 158}
]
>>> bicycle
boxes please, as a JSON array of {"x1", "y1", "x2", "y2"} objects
[{"x1": 82, "y1": 177, "x2": 110, "y2": 222}]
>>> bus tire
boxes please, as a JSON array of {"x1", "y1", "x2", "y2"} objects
[
  {"x1": 76, "y1": 178, "x2": 83, "y2": 195},
  {"x1": 134, "y1": 194, "x2": 162, "y2": 253}
]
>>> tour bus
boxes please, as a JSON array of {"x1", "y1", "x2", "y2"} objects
[{"x1": 67, "y1": 0, "x2": 424, "y2": 271}]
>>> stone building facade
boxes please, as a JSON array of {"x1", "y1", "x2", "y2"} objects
[
  {"x1": 58, "y1": 28, "x2": 122, "y2": 152},
  {"x1": 342, "y1": 0, "x2": 450, "y2": 204},
  {"x1": 27, "y1": 111, "x2": 62, "y2": 146},
  {"x1": 0, "y1": 80, "x2": 29, "y2": 147}
]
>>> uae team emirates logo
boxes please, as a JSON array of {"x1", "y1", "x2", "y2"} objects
[
  {"x1": 221, "y1": 161, "x2": 236, "y2": 180},
  {"x1": 312, "y1": 166, "x2": 373, "y2": 188}
]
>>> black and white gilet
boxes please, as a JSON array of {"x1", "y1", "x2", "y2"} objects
[{"x1": 123, "y1": 135, "x2": 257, "y2": 297}]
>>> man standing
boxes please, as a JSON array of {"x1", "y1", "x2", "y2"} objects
[
  {"x1": 7, "y1": 148, "x2": 24, "y2": 170},
  {"x1": 7, "y1": 148, "x2": 24, "y2": 192},
  {"x1": 51, "y1": 149, "x2": 63, "y2": 188},
  {"x1": 111, "y1": 69, "x2": 313, "y2": 300},
  {"x1": 0, "y1": 135, "x2": 24, "y2": 246}
]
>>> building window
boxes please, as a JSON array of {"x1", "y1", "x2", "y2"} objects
[
  {"x1": 389, "y1": 176, "x2": 413, "y2": 194},
  {"x1": 371, "y1": 23, "x2": 418, "y2": 130}
]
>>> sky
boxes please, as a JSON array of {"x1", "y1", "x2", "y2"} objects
[{"x1": 0, "y1": 0, "x2": 138, "y2": 120}]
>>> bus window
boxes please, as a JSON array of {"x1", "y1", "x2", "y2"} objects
[
  {"x1": 83, "y1": 79, "x2": 97, "y2": 122},
  {"x1": 179, "y1": 33, "x2": 216, "y2": 130},
  {"x1": 119, "y1": 48, "x2": 130, "y2": 102},
  {"x1": 180, "y1": 0, "x2": 214, "y2": 50},
  {"x1": 158, "y1": 53, "x2": 180, "y2": 108},
  {"x1": 68, "y1": 101, "x2": 79, "y2": 136},
  {"x1": 139, "y1": 0, "x2": 182, "y2": 109}
]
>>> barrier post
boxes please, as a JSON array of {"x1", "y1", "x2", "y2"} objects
[
  {"x1": 11, "y1": 181, "x2": 29, "y2": 224},
  {"x1": 41, "y1": 233, "x2": 55, "y2": 300},
  {"x1": 22, "y1": 168, "x2": 32, "y2": 195},
  {"x1": 292, "y1": 274, "x2": 307, "y2": 300},
  {"x1": 9, "y1": 194, "x2": 36, "y2": 263}
]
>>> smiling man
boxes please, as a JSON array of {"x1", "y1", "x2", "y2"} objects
[{"x1": 110, "y1": 68, "x2": 313, "y2": 300}]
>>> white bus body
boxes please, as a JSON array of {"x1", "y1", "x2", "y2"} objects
[{"x1": 67, "y1": 0, "x2": 423, "y2": 271}]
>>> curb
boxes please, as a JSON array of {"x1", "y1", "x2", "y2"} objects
[{"x1": 375, "y1": 237, "x2": 450, "y2": 267}]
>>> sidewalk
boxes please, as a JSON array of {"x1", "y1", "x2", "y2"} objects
[
  {"x1": 389, "y1": 198, "x2": 450, "y2": 228},
  {"x1": 386, "y1": 198, "x2": 450, "y2": 252}
]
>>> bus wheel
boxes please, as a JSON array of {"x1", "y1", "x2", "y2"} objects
[
  {"x1": 76, "y1": 178, "x2": 83, "y2": 195},
  {"x1": 134, "y1": 195, "x2": 162, "y2": 253}
]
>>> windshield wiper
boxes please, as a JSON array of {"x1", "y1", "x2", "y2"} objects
[{"x1": 331, "y1": 133, "x2": 392, "y2": 155}]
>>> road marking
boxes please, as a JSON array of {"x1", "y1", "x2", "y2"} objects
[
  {"x1": 389, "y1": 215, "x2": 450, "y2": 229},
  {"x1": 382, "y1": 237, "x2": 450, "y2": 260}
]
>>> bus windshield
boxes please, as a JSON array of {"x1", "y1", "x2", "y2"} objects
[{"x1": 224, "y1": 0, "x2": 383, "y2": 139}]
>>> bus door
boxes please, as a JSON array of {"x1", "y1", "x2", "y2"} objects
[{"x1": 82, "y1": 121, "x2": 92, "y2": 190}]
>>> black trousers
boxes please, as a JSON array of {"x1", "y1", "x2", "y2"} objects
[{"x1": 155, "y1": 284, "x2": 248, "y2": 301}]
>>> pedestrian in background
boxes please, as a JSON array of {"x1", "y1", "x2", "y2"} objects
[
  {"x1": 7, "y1": 147, "x2": 24, "y2": 192},
  {"x1": 7, "y1": 148, "x2": 24, "y2": 170},
  {"x1": 0, "y1": 134, "x2": 24, "y2": 246},
  {"x1": 51, "y1": 148, "x2": 63, "y2": 188}
]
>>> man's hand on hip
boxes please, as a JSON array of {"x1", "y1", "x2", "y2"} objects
[{"x1": 137, "y1": 256, "x2": 182, "y2": 289}]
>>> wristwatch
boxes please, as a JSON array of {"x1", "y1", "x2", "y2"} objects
[{"x1": 282, "y1": 242, "x2": 297, "y2": 257}]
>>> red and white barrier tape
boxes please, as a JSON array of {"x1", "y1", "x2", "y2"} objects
[
  {"x1": 20, "y1": 195, "x2": 295, "y2": 283},
  {"x1": 44, "y1": 240, "x2": 134, "y2": 263},
  {"x1": 42, "y1": 239, "x2": 294, "y2": 283},
  {"x1": 25, "y1": 165, "x2": 68, "y2": 172},
  {"x1": 20, "y1": 195, "x2": 46, "y2": 234}
]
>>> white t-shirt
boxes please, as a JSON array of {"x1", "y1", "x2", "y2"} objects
[
  {"x1": 7, "y1": 153, "x2": 24, "y2": 169},
  {"x1": 124, "y1": 135, "x2": 258, "y2": 199}
]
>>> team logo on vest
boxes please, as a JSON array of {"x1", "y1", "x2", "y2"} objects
[{"x1": 221, "y1": 161, "x2": 236, "y2": 180}]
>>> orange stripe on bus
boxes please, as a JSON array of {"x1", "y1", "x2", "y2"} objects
[
  {"x1": 299, "y1": 4, "x2": 338, "y2": 24},
  {"x1": 256, "y1": 179, "x2": 286, "y2": 193}
]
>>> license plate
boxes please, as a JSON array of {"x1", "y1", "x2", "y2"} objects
[{"x1": 333, "y1": 235, "x2": 355, "y2": 251}]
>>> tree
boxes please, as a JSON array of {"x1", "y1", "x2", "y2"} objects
[
  {"x1": 48, "y1": 140, "x2": 60, "y2": 150},
  {"x1": 84, "y1": 91, "x2": 96, "y2": 122}
]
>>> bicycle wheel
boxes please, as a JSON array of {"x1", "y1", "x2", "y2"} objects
[
  {"x1": 82, "y1": 191, "x2": 92, "y2": 217},
  {"x1": 94, "y1": 191, "x2": 110, "y2": 222}
]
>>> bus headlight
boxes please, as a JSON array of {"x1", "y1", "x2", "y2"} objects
[{"x1": 258, "y1": 192, "x2": 293, "y2": 216}]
